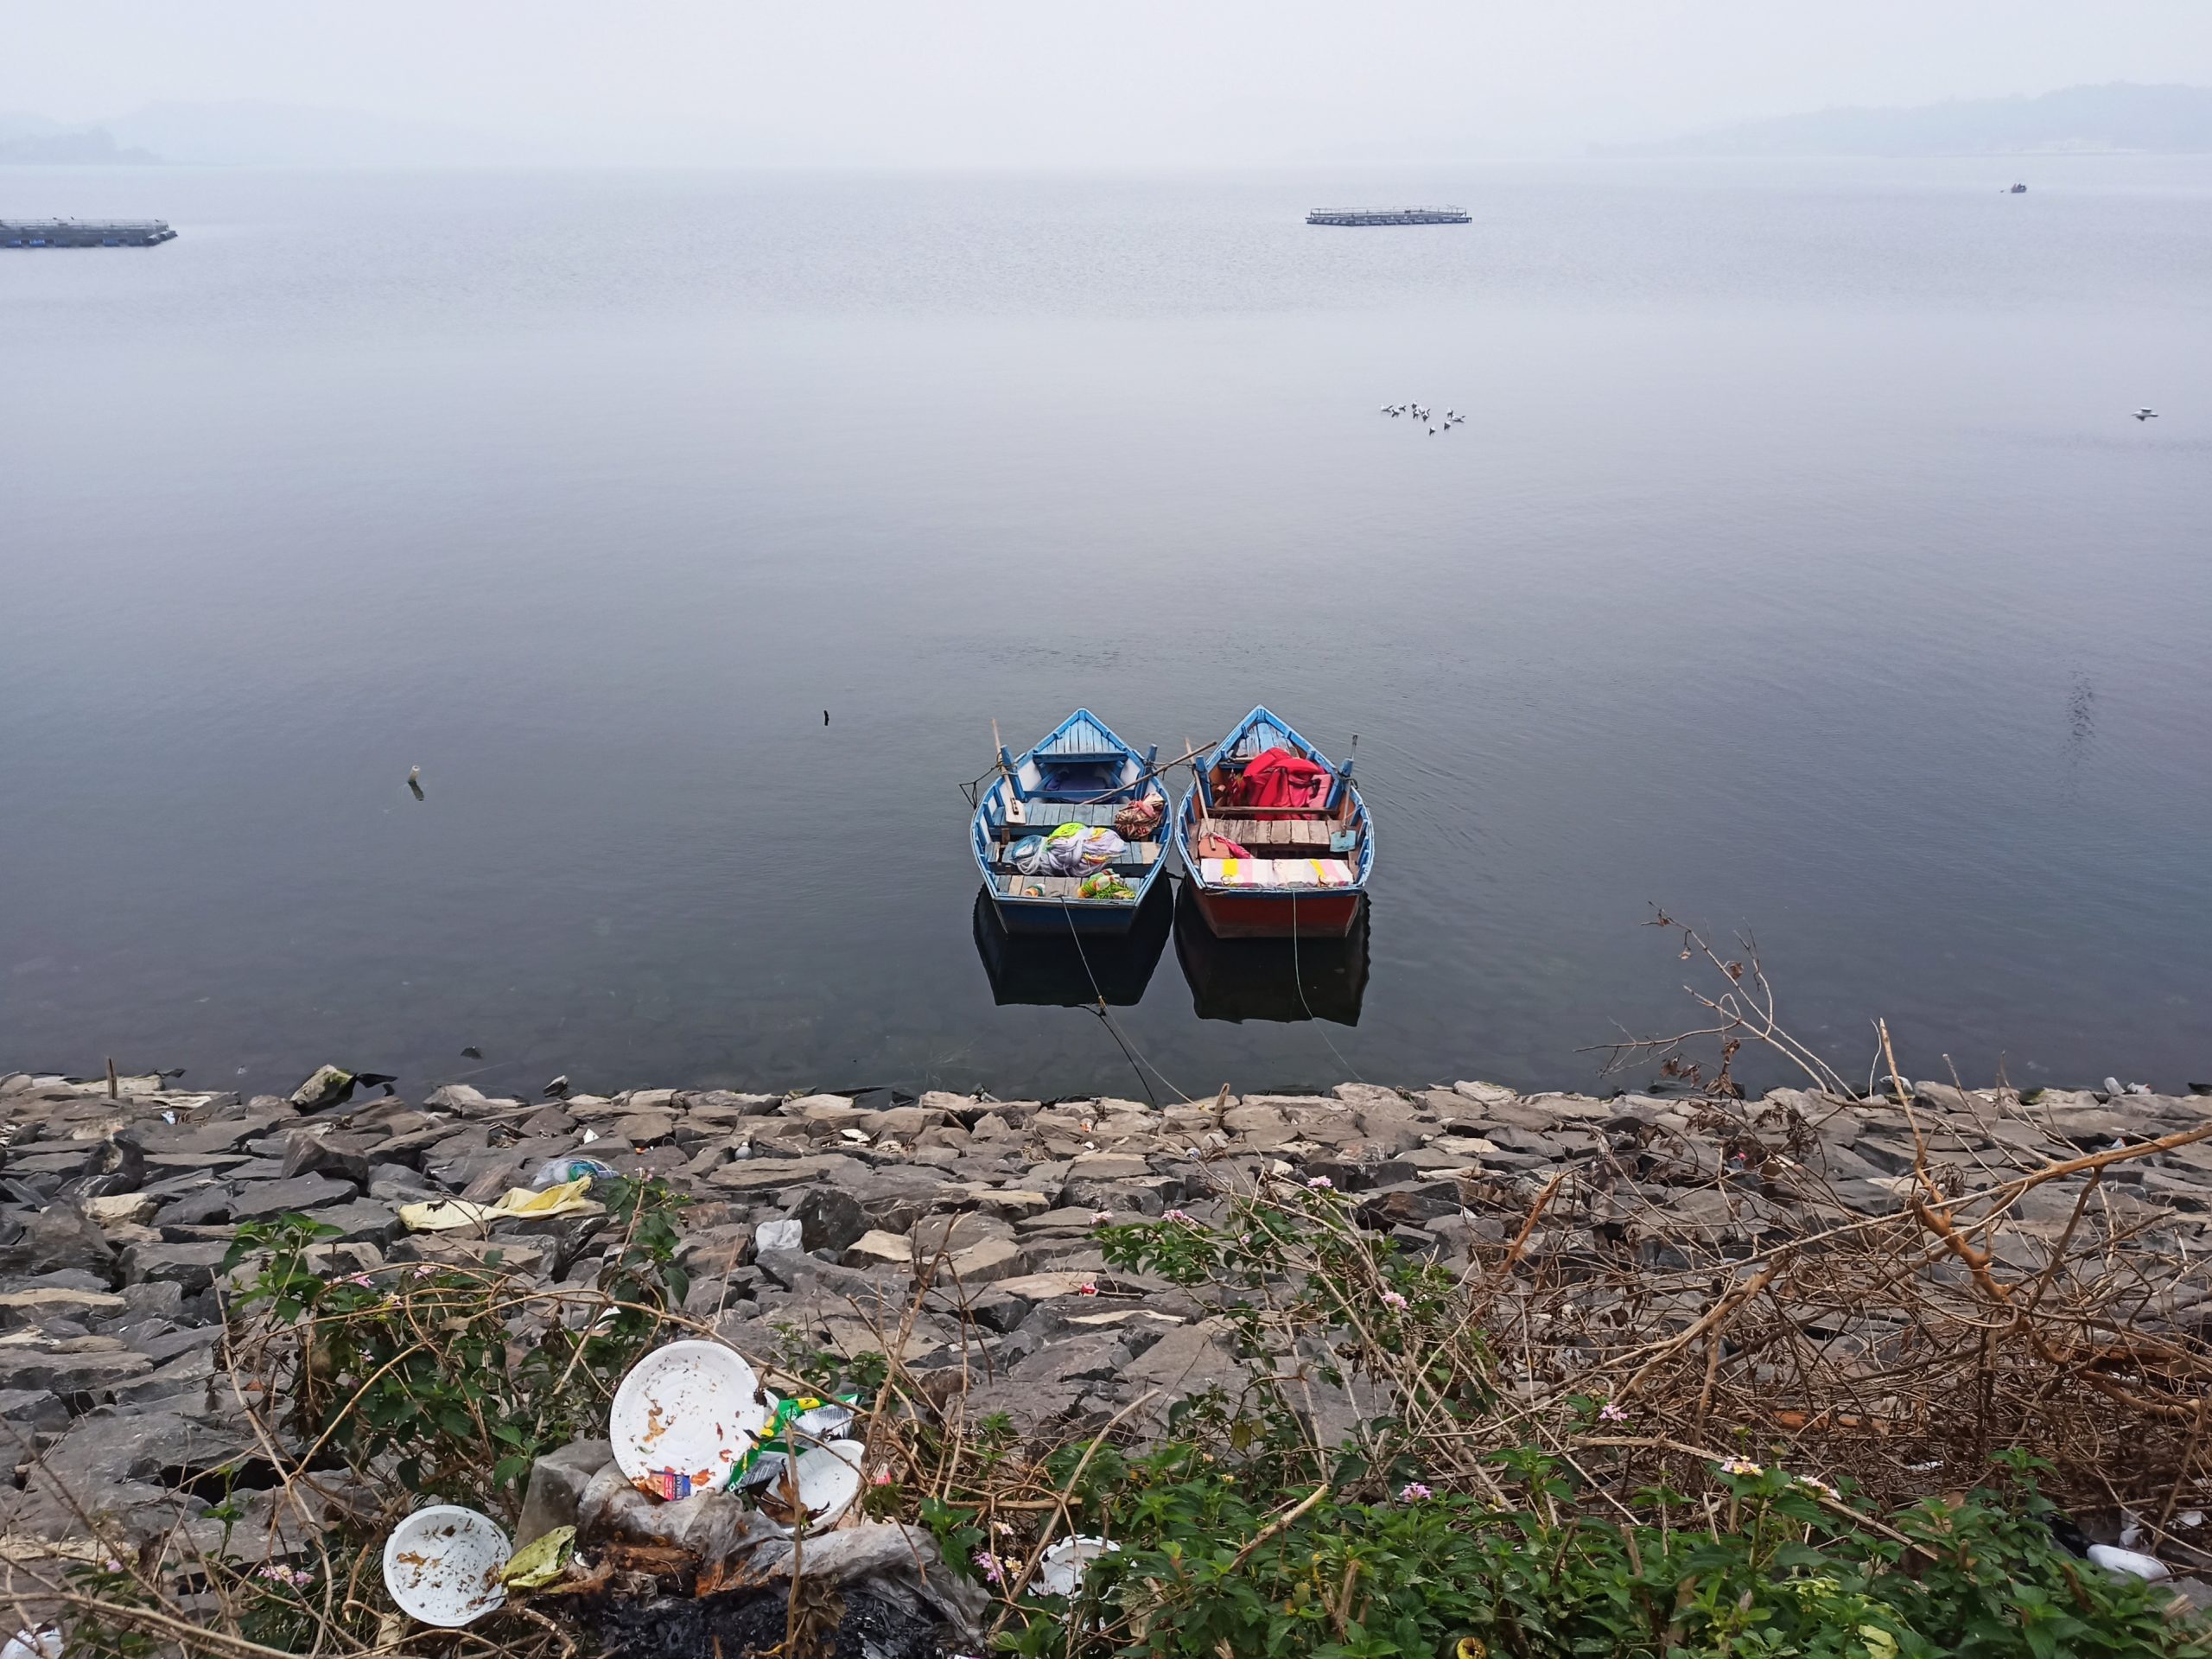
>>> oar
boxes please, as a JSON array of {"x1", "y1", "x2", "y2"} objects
[{"x1": 1073, "y1": 742, "x2": 1209, "y2": 807}]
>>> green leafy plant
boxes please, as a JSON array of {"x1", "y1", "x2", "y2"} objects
[{"x1": 220, "y1": 1177, "x2": 692, "y2": 1515}]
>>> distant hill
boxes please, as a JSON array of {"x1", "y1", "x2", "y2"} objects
[
  {"x1": 0, "y1": 117, "x2": 157, "y2": 165},
  {"x1": 0, "y1": 101, "x2": 531, "y2": 166},
  {"x1": 1618, "y1": 82, "x2": 2212, "y2": 158},
  {"x1": 102, "y1": 100, "x2": 530, "y2": 167}
]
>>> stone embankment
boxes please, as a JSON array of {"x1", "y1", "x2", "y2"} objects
[{"x1": 4, "y1": 1066, "x2": 2212, "y2": 1559}]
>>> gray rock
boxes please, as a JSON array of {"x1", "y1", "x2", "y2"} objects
[
  {"x1": 289, "y1": 1065, "x2": 355, "y2": 1109},
  {"x1": 791, "y1": 1188, "x2": 869, "y2": 1255},
  {"x1": 279, "y1": 1130, "x2": 380, "y2": 1185},
  {"x1": 423, "y1": 1083, "x2": 495, "y2": 1113},
  {"x1": 1358, "y1": 1180, "x2": 1469, "y2": 1228},
  {"x1": 153, "y1": 1185, "x2": 238, "y2": 1228},
  {"x1": 0, "y1": 1387, "x2": 68, "y2": 1433},
  {"x1": 1119, "y1": 1317, "x2": 1243, "y2": 1397},
  {"x1": 913, "y1": 1211, "x2": 1014, "y2": 1256},
  {"x1": 123, "y1": 1240, "x2": 233, "y2": 1294},
  {"x1": 116, "y1": 1279, "x2": 188, "y2": 1323},
  {"x1": 0, "y1": 1205, "x2": 118, "y2": 1281},
  {"x1": 229, "y1": 1173, "x2": 357, "y2": 1221},
  {"x1": 515, "y1": 1437, "x2": 613, "y2": 1549},
  {"x1": 367, "y1": 1164, "x2": 442, "y2": 1203},
  {"x1": 0, "y1": 1338, "x2": 153, "y2": 1395},
  {"x1": 963, "y1": 1283, "x2": 1038, "y2": 1333},
  {"x1": 1007, "y1": 1332, "x2": 1131, "y2": 1388}
]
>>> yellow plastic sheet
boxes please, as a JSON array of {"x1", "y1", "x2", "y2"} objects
[{"x1": 398, "y1": 1175, "x2": 596, "y2": 1233}]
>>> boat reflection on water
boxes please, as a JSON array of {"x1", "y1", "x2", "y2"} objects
[
  {"x1": 970, "y1": 881, "x2": 1173, "y2": 1007},
  {"x1": 1173, "y1": 883, "x2": 1370, "y2": 1024}
]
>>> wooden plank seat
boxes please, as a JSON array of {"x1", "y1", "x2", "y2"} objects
[
  {"x1": 994, "y1": 801, "x2": 1128, "y2": 836},
  {"x1": 995, "y1": 872, "x2": 1141, "y2": 901},
  {"x1": 1198, "y1": 816, "x2": 1344, "y2": 852},
  {"x1": 988, "y1": 839, "x2": 1162, "y2": 873}
]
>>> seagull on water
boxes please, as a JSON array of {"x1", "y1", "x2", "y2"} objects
[{"x1": 2134, "y1": 408, "x2": 2158, "y2": 421}]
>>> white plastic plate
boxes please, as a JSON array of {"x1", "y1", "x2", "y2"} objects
[
  {"x1": 1039, "y1": 1535, "x2": 1120, "y2": 1597},
  {"x1": 382, "y1": 1506, "x2": 511, "y2": 1627},
  {"x1": 609, "y1": 1339, "x2": 770, "y2": 1497}
]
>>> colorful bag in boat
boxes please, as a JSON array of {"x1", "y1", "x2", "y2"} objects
[
  {"x1": 1009, "y1": 835, "x2": 1052, "y2": 875},
  {"x1": 1113, "y1": 794, "x2": 1165, "y2": 840},
  {"x1": 1041, "y1": 823, "x2": 1127, "y2": 874},
  {"x1": 1077, "y1": 870, "x2": 1135, "y2": 901}
]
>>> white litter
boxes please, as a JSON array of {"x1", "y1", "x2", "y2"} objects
[
  {"x1": 383, "y1": 1506, "x2": 511, "y2": 1626},
  {"x1": 609, "y1": 1340, "x2": 769, "y2": 1498},
  {"x1": 2088, "y1": 1543, "x2": 2170, "y2": 1582},
  {"x1": 1038, "y1": 1535, "x2": 1120, "y2": 1597},
  {"x1": 756, "y1": 1218, "x2": 804, "y2": 1253}
]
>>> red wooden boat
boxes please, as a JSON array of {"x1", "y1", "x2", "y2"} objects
[{"x1": 1173, "y1": 707, "x2": 1372, "y2": 939}]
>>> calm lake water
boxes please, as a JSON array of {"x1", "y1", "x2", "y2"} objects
[{"x1": 4, "y1": 159, "x2": 2209, "y2": 1103}]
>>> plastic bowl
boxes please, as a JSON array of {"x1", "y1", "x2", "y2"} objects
[{"x1": 382, "y1": 1505, "x2": 511, "y2": 1627}]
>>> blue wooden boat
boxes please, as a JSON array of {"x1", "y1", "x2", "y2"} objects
[
  {"x1": 970, "y1": 709, "x2": 1172, "y2": 934},
  {"x1": 1173, "y1": 706, "x2": 1374, "y2": 938}
]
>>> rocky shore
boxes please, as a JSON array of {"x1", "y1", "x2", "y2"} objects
[{"x1": 5, "y1": 1064, "x2": 2212, "y2": 1605}]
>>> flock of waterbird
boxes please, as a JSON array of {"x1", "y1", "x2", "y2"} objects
[
  {"x1": 1381, "y1": 402, "x2": 1466, "y2": 435},
  {"x1": 1383, "y1": 403, "x2": 2161, "y2": 429}
]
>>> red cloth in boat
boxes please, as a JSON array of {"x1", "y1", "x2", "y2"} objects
[{"x1": 1231, "y1": 747, "x2": 1332, "y2": 818}]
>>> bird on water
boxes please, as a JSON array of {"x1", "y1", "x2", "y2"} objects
[{"x1": 2134, "y1": 408, "x2": 2158, "y2": 421}]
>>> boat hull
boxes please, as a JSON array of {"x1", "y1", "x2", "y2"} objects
[
  {"x1": 1190, "y1": 885, "x2": 1363, "y2": 939},
  {"x1": 1174, "y1": 885, "x2": 1369, "y2": 1021},
  {"x1": 988, "y1": 893, "x2": 1151, "y2": 936},
  {"x1": 974, "y1": 884, "x2": 1171, "y2": 1001}
]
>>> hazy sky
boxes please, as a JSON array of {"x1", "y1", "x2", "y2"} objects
[{"x1": 7, "y1": 0, "x2": 2212, "y2": 164}]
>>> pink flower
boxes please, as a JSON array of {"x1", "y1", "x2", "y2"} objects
[
  {"x1": 1162, "y1": 1209, "x2": 1193, "y2": 1223},
  {"x1": 1399, "y1": 1482, "x2": 1433, "y2": 1502},
  {"x1": 340, "y1": 1272, "x2": 373, "y2": 1288},
  {"x1": 1090, "y1": 1211, "x2": 1114, "y2": 1224},
  {"x1": 871, "y1": 1469, "x2": 895, "y2": 1486},
  {"x1": 1306, "y1": 1176, "x2": 1333, "y2": 1190},
  {"x1": 1719, "y1": 1458, "x2": 1763, "y2": 1478},
  {"x1": 1077, "y1": 1282, "x2": 1099, "y2": 1296},
  {"x1": 972, "y1": 1549, "x2": 1007, "y2": 1586},
  {"x1": 1598, "y1": 1401, "x2": 1629, "y2": 1423},
  {"x1": 412, "y1": 1264, "x2": 436, "y2": 1279},
  {"x1": 1380, "y1": 1290, "x2": 1408, "y2": 1312}
]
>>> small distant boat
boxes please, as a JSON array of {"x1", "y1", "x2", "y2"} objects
[
  {"x1": 2009, "y1": 182, "x2": 2028, "y2": 194},
  {"x1": 1306, "y1": 207, "x2": 1470, "y2": 226},
  {"x1": 1174, "y1": 707, "x2": 1373, "y2": 939},
  {"x1": 970, "y1": 709, "x2": 1171, "y2": 934}
]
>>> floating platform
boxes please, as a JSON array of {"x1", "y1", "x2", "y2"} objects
[
  {"x1": 1306, "y1": 207, "x2": 1469, "y2": 226},
  {"x1": 2, "y1": 219, "x2": 175, "y2": 248}
]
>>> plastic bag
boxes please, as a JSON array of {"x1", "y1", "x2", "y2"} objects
[
  {"x1": 1114, "y1": 795, "x2": 1164, "y2": 839},
  {"x1": 1041, "y1": 824, "x2": 1125, "y2": 874},
  {"x1": 1009, "y1": 834, "x2": 1050, "y2": 874}
]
